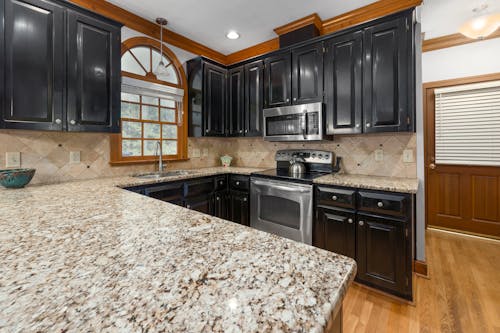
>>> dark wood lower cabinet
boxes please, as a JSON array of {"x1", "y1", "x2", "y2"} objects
[
  {"x1": 213, "y1": 190, "x2": 229, "y2": 219},
  {"x1": 315, "y1": 206, "x2": 356, "y2": 259},
  {"x1": 229, "y1": 190, "x2": 249, "y2": 226},
  {"x1": 185, "y1": 194, "x2": 212, "y2": 214},
  {"x1": 356, "y1": 213, "x2": 410, "y2": 298}
]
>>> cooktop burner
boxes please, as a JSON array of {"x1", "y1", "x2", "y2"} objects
[{"x1": 251, "y1": 168, "x2": 330, "y2": 184}]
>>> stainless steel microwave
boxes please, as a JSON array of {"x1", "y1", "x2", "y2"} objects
[{"x1": 263, "y1": 102, "x2": 325, "y2": 141}]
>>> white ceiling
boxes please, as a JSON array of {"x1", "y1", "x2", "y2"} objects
[
  {"x1": 421, "y1": 0, "x2": 500, "y2": 40},
  {"x1": 107, "y1": 0, "x2": 375, "y2": 54},
  {"x1": 108, "y1": 0, "x2": 500, "y2": 55}
]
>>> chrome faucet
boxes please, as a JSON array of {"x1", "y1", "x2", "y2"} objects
[{"x1": 155, "y1": 141, "x2": 164, "y2": 172}]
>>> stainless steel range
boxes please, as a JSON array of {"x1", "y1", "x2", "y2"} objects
[{"x1": 250, "y1": 149, "x2": 341, "y2": 244}]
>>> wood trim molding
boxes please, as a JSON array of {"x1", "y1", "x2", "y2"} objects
[
  {"x1": 423, "y1": 72, "x2": 500, "y2": 89},
  {"x1": 413, "y1": 260, "x2": 428, "y2": 277},
  {"x1": 321, "y1": 0, "x2": 422, "y2": 35},
  {"x1": 422, "y1": 29, "x2": 500, "y2": 52},
  {"x1": 274, "y1": 13, "x2": 322, "y2": 36},
  {"x1": 226, "y1": 38, "x2": 279, "y2": 65},
  {"x1": 68, "y1": 0, "x2": 226, "y2": 64}
]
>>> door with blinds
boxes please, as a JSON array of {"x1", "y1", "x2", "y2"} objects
[{"x1": 425, "y1": 77, "x2": 500, "y2": 238}]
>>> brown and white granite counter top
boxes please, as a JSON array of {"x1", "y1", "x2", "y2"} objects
[
  {"x1": 313, "y1": 173, "x2": 419, "y2": 194},
  {"x1": 0, "y1": 167, "x2": 356, "y2": 332}
]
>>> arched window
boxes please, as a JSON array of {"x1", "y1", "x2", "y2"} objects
[{"x1": 111, "y1": 37, "x2": 188, "y2": 164}]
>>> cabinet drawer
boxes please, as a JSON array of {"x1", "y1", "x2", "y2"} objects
[
  {"x1": 184, "y1": 177, "x2": 215, "y2": 197},
  {"x1": 214, "y1": 175, "x2": 228, "y2": 191},
  {"x1": 230, "y1": 175, "x2": 249, "y2": 191},
  {"x1": 357, "y1": 190, "x2": 409, "y2": 218},
  {"x1": 316, "y1": 186, "x2": 356, "y2": 209},
  {"x1": 144, "y1": 182, "x2": 184, "y2": 202}
]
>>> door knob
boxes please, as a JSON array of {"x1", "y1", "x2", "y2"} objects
[{"x1": 429, "y1": 163, "x2": 436, "y2": 169}]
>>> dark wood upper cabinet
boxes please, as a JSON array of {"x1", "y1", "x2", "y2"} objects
[
  {"x1": 291, "y1": 42, "x2": 323, "y2": 104},
  {"x1": 324, "y1": 31, "x2": 363, "y2": 135},
  {"x1": 67, "y1": 10, "x2": 121, "y2": 133},
  {"x1": 2, "y1": 0, "x2": 65, "y2": 131},
  {"x1": 244, "y1": 60, "x2": 264, "y2": 136},
  {"x1": 363, "y1": 16, "x2": 410, "y2": 133},
  {"x1": 203, "y1": 62, "x2": 227, "y2": 136},
  {"x1": 264, "y1": 52, "x2": 291, "y2": 108},
  {"x1": 227, "y1": 66, "x2": 244, "y2": 136},
  {"x1": 0, "y1": 0, "x2": 121, "y2": 132}
]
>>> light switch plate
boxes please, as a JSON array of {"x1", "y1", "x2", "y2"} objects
[
  {"x1": 374, "y1": 149, "x2": 384, "y2": 162},
  {"x1": 202, "y1": 148, "x2": 209, "y2": 157},
  {"x1": 5, "y1": 152, "x2": 21, "y2": 168},
  {"x1": 403, "y1": 149, "x2": 414, "y2": 163},
  {"x1": 191, "y1": 148, "x2": 201, "y2": 158},
  {"x1": 69, "y1": 151, "x2": 81, "y2": 164}
]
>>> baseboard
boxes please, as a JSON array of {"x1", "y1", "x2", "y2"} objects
[
  {"x1": 428, "y1": 226, "x2": 500, "y2": 242},
  {"x1": 413, "y1": 259, "x2": 428, "y2": 278}
]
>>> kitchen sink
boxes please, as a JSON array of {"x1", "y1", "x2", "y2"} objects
[{"x1": 133, "y1": 170, "x2": 197, "y2": 179}]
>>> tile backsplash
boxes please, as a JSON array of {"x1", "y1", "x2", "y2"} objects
[{"x1": 0, "y1": 130, "x2": 416, "y2": 185}]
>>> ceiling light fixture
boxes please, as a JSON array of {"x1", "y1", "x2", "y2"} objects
[
  {"x1": 226, "y1": 31, "x2": 240, "y2": 40},
  {"x1": 154, "y1": 18, "x2": 170, "y2": 78},
  {"x1": 459, "y1": 4, "x2": 500, "y2": 39}
]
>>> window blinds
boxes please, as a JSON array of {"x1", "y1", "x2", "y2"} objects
[{"x1": 434, "y1": 80, "x2": 500, "y2": 166}]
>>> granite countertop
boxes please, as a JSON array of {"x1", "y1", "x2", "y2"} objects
[
  {"x1": 313, "y1": 173, "x2": 419, "y2": 194},
  {"x1": 0, "y1": 167, "x2": 357, "y2": 332}
]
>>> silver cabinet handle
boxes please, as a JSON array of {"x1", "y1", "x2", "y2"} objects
[
  {"x1": 332, "y1": 195, "x2": 338, "y2": 201},
  {"x1": 355, "y1": 124, "x2": 360, "y2": 128},
  {"x1": 293, "y1": 97, "x2": 297, "y2": 101},
  {"x1": 216, "y1": 197, "x2": 220, "y2": 201},
  {"x1": 186, "y1": 205, "x2": 191, "y2": 209},
  {"x1": 55, "y1": 118, "x2": 62, "y2": 124},
  {"x1": 219, "y1": 181, "x2": 223, "y2": 185},
  {"x1": 70, "y1": 120, "x2": 76, "y2": 125},
  {"x1": 205, "y1": 129, "x2": 209, "y2": 133},
  {"x1": 348, "y1": 218, "x2": 353, "y2": 224},
  {"x1": 239, "y1": 130, "x2": 243, "y2": 133},
  {"x1": 243, "y1": 197, "x2": 247, "y2": 202},
  {"x1": 236, "y1": 181, "x2": 240, "y2": 185},
  {"x1": 286, "y1": 98, "x2": 290, "y2": 103},
  {"x1": 359, "y1": 221, "x2": 364, "y2": 226},
  {"x1": 377, "y1": 201, "x2": 384, "y2": 208},
  {"x1": 366, "y1": 123, "x2": 371, "y2": 128}
]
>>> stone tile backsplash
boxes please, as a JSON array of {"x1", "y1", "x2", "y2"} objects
[{"x1": 0, "y1": 130, "x2": 416, "y2": 185}]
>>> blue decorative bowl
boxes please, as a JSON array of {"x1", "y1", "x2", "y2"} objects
[{"x1": 0, "y1": 168, "x2": 36, "y2": 188}]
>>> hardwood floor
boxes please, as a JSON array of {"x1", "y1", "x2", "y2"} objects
[{"x1": 342, "y1": 229, "x2": 500, "y2": 332}]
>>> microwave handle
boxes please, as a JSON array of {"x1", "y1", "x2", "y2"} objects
[{"x1": 301, "y1": 110, "x2": 307, "y2": 139}]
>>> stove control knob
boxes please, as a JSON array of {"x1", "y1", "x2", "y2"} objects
[{"x1": 318, "y1": 154, "x2": 323, "y2": 159}]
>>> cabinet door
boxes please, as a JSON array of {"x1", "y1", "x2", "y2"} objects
[
  {"x1": 315, "y1": 207, "x2": 356, "y2": 259},
  {"x1": 264, "y1": 52, "x2": 291, "y2": 108},
  {"x1": 227, "y1": 66, "x2": 244, "y2": 136},
  {"x1": 291, "y1": 43, "x2": 323, "y2": 104},
  {"x1": 324, "y1": 32, "x2": 363, "y2": 135},
  {"x1": 67, "y1": 10, "x2": 121, "y2": 133},
  {"x1": 213, "y1": 190, "x2": 229, "y2": 220},
  {"x1": 203, "y1": 62, "x2": 226, "y2": 136},
  {"x1": 185, "y1": 194, "x2": 212, "y2": 214},
  {"x1": 230, "y1": 190, "x2": 249, "y2": 226},
  {"x1": 2, "y1": 0, "x2": 64, "y2": 130},
  {"x1": 356, "y1": 214, "x2": 410, "y2": 297},
  {"x1": 363, "y1": 16, "x2": 409, "y2": 133},
  {"x1": 244, "y1": 60, "x2": 264, "y2": 137}
]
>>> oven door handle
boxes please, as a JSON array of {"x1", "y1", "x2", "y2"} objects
[
  {"x1": 252, "y1": 180, "x2": 311, "y2": 193},
  {"x1": 301, "y1": 110, "x2": 307, "y2": 139}
]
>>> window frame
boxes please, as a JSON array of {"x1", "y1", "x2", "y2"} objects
[{"x1": 110, "y1": 37, "x2": 188, "y2": 165}]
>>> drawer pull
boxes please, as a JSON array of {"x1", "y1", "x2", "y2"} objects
[
  {"x1": 332, "y1": 195, "x2": 338, "y2": 201},
  {"x1": 219, "y1": 181, "x2": 223, "y2": 185},
  {"x1": 243, "y1": 197, "x2": 247, "y2": 202},
  {"x1": 377, "y1": 201, "x2": 384, "y2": 208},
  {"x1": 236, "y1": 181, "x2": 240, "y2": 185},
  {"x1": 348, "y1": 218, "x2": 353, "y2": 224},
  {"x1": 359, "y1": 220, "x2": 364, "y2": 226},
  {"x1": 216, "y1": 197, "x2": 220, "y2": 201}
]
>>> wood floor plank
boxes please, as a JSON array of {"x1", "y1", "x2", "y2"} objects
[{"x1": 341, "y1": 229, "x2": 500, "y2": 332}]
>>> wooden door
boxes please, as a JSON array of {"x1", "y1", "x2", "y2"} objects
[
  {"x1": 2, "y1": 0, "x2": 65, "y2": 131},
  {"x1": 227, "y1": 66, "x2": 244, "y2": 136},
  {"x1": 425, "y1": 74, "x2": 500, "y2": 238},
  {"x1": 67, "y1": 9, "x2": 121, "y2": 133},
  {"x1": 203, "y1": 62, "x2": 226, "y2": 136},
  {"x1": 363, "y1": 16, "x2": 411, "y2": 133},
  {"x1": 264, "y1": 52, "x2": 291, "y2": 108},
  {"x1": 324, "y1": 31, "x2": 363, "y2": 135},
  {"x1": 291, "y1": 42, "x2": 323, "y2": 104},
  {"x1": 244, "y1": 60, "x2": 264, "y2": 137}
]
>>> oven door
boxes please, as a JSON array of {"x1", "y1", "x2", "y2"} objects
[{"x1": 250, "y1": 177, "x2": 313, "y2": 244}]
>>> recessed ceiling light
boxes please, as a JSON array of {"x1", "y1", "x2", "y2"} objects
[{"x1": 226, "y1": 31, "x2": 240, "y2": 40}]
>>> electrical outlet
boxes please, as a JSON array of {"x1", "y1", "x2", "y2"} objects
[
  {"x1": 191, "y1": 148, "x2": 201, "y2": 158},
  {"x1": 202, "y1": 148, "x2": 209, "y2": 157},
  {"x1": 69, "y1": 151, "x2": 81, "y2": 164},
  {"x1": 403, "y1": 149, "x2": 414, "y2": 163},
  {"x1": 374, "y1": 149, "x2": 384, "y2": 162},
  {"x1": 5, "y1": 152, "x2": 21, "y2": 168}
]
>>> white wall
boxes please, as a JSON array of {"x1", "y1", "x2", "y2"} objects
[{"x1": 423, "y1": 38, "x2": 500, "y2": 83}]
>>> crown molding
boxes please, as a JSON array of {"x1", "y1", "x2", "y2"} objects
[{"x1": 274, "y1": 13, "x2": 323, "y2": 36}]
